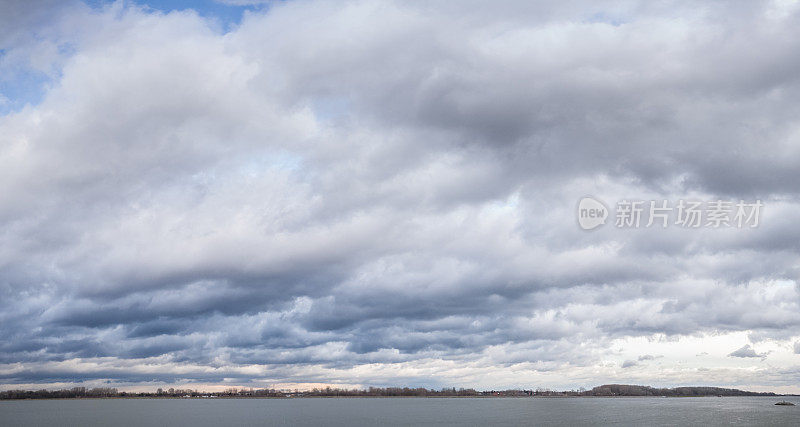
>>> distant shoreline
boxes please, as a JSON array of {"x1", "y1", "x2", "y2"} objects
[
  {"x1": 1, "y1": 384, "x2": 793, "y2": 400},
  {"x1": 2, "y1": 396, "x2": 798, "y2": 401}
]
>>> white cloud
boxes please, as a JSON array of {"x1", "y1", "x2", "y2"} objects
[{"x1": 1, "y1": 0, "x2": 800, "y2": 392}]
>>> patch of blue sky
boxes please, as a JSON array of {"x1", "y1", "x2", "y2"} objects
[
  {"x1": 0, "y1": 67, "x2": 52, "y2": 115},
  {"x1": 84, "y1": 0, "x2": 272, "y2": 32},
  {"x1": 0, "y1": 41, "x2": 75, "y2": 115},
  {"x1": 0, "y1": 0, "x2": 273, "y2": 115}
]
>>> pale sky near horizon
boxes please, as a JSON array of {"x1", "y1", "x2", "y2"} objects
[{"x1": 2, "y1": 0, "x2": 800, "y2": 393}]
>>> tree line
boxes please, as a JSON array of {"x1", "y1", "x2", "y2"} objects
[{"x1": 0, "y1": 384, "x2": 779, "y2": 399}]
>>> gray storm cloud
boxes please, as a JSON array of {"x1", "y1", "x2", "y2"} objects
[
  {"x1": 728, "y1": 345, "x2": 768, "y2": 359},
  {"x1": 1, "y1": 0, "x2": 799, "y2": 390}
]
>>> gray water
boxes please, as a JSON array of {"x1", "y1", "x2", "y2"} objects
[{"x1": 0, "y1": 396, "x2": 797, "y2": 426}]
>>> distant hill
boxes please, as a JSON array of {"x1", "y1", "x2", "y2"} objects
[{"x1": 584, "y1": 384, "x2": 775, "y2": 397}]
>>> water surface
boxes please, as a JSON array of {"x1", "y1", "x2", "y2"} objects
[{"x1": 1, "y1": 396, "x2": 797, "y2": 426}]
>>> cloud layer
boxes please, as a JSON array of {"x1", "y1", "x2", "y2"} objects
[{"x1": 1, "y1": 0, "x2": 800, "y2": 391}]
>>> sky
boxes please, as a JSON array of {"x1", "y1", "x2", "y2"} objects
[{"x1": 1, "y1": 0, "x2": 800, "y2": 393}]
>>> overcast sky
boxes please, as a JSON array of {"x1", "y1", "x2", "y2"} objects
[{"x1": 2, "y1": 0, "x2": 800, "y2": 393}]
